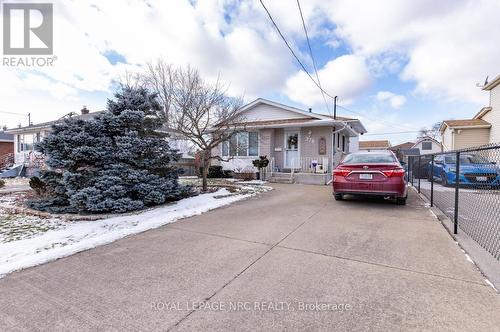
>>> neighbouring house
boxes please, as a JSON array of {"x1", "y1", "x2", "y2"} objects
[
  {"x1": 0, "y1": 132, "x2": 14, "y2": 169},
  {"x1": 5, "y1": 107, "x2": 195, "y2": 177},
  {"x1": 440, "y1": 74, "x2": 500, "y2": 150},
  {"x1": 440, "y1": 119, "x2": 491, "y2": 150},
  {"x1": 412, "y1": 136, "x2": 443, "y2": 154},
  {"x1": 390, "y1": 137, "x2": 442, "y2": 163},
  {"x1": 390, "y1": 141, "x2": 418, "y2": 162},
  {"x1": 476, "y1": 74, "x2": 500, "y2": 144},
  {"x1": 5, "y1": 108, "x2": 100, "y2": 176},
  {"x1": 358, "y1": 140, "x2": 391, "y2": 151},
  {"x1": 212, "y1": 98, "x2": 367, "y2": 184}
]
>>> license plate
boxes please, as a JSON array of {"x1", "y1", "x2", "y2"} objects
[
  {"x1": 359, "y1": 173, "x2": 373, "y2": 180},
  {"x1": 476, "y1": 176, "x2": 488, "y2": 182}
]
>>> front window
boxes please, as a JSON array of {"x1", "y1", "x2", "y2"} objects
[
  {"x1": 422, "y1": 141, "x2": 432, "y2": 150},
  {"x1": 222, "y1": 131, "x2": 258, "y2": 157},
  {"x1": 17, "y1": 133, "x2": 39, "y2": 152}
]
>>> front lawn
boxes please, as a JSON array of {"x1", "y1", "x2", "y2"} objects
[{"x1": 0, "y1": 179, "x2": 271, "y2": 278}]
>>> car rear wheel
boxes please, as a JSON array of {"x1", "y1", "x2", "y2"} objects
[
  {"x1": 334, "y1": 193, "x2": 343, "y2": 201},
  {"x1": 396, "y1": 196, "x2": 407, "y2": 205}
]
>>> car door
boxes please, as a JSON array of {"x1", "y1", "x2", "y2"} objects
[{"x1": 433, "y1": 155, "x2": 443, "y2": 179}]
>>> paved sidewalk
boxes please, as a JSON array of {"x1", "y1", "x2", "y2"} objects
[{"x1": 0, "y1": 184, "x2": 499, "y2": 331}]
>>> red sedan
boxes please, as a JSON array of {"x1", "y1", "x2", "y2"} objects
[{"x1": 332, "y1": 151, "x2": 408, "y2": 205}]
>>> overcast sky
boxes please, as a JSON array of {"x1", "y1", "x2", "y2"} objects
[{"x1": 1, "y1": 0, "x2": 499, "y2": 144}]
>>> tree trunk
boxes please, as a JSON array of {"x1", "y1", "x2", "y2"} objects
[{"x1": 201, "y1": 156, "x2": 209, "y2": 192}]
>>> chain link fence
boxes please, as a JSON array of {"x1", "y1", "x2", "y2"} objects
[{"x1": 408, "y1": 143, "x2": 500, "y2": 260}]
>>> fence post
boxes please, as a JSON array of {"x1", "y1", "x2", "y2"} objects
[
  {"x1": 430, "y1": 154, "x2": 434, "y2": 207},
  {"x1": 453, "y1": 151, "x2": 460, "y2": 234},
  {"x1": 418, "y1": 155, "x2": 421, "y2": 193},
  {"x1": 409, "y1": 156, "x2": 413, "y2": 186}
]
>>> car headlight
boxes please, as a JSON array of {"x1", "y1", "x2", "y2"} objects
[{"x1": 448, "y1": 167, "x2": 456, "y2": 173}]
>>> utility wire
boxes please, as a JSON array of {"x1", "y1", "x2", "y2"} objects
[
  {"x1": 363, "y1": 130, "x2": 421, "y2": 136},
  {"x1": 0, "y1": 110, "x2": 28, "y2": 117},
  {"x1": 259, "y1": 0, "x2": 336, "y2": 101},
  {"x1": 260, "y1": 0, "x2": 418, "y2": 134},
  {"x1": 336, "y1": 104, "x2": 418, "y2": 132},
  {"x1": 296, "y1": 0, "x2": 331, "y2": 116}
]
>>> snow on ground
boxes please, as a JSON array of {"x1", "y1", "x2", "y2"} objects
[{"x1": 0, "y1": 187, "x2": 270, "y2": 278}]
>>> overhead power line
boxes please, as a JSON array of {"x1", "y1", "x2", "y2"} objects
[
  {"x1": 0, "y1": 110, "x2": 28, "y2": 117},
  {"x1": 295, "y1": 0, "x2": 331, "y2": 116},
  {"x1": 336, "y1": 104, "x2": 418, "y2": 132},
  {"x1": 259, "y1": 0, "x2": 337, "y2": 101},
  {"x1": 259, "y1": 0, "x2": 419, "y2": 134},
  {"x1": 363, "y1": 130, "x2": 421, "y2": 136}
]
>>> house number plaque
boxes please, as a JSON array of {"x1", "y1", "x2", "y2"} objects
[{"x1": 318, "y1": 137, "x2": 326, "y2": 155}]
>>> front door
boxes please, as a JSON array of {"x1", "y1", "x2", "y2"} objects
[{"x1": 284, "y1": 130, "x2": 299, "y2": 169}]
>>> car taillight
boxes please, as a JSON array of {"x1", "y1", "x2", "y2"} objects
[
  {"x1": 382, "y1": 168, "x2": 405, "y2": 177},
  {"x1": 333, "y1": 169, "x2": 351, "y2": 177}
]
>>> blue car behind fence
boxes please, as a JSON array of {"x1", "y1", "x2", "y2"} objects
[{"x1": 428, "y1": 153, "x2": 500, "y2": 187}]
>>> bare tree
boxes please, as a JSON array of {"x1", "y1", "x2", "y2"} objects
[
  {"x1": 118, "y1": 70, "x2": 144, "y2": 90},
  {"x1": 418, "y1": 121, "x2": 442, "y2": 140},
  {"x1": 142, "y1": 59, "x2": 175, "y2": 124},
  {"x1": 169, "y1": 66, "x2": 245, "y2": 191}
]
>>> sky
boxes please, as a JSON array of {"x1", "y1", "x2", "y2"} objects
[{"x1": 1, "y1": 0, "x2": 499, "y2": 144}]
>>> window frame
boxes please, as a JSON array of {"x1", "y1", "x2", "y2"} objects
[
  {"x1": 421, "y1": 141, "x2": 432, "y2": 150},
  {"x1": 222, "y1": 131, "x2": 259, "y2": 157}
]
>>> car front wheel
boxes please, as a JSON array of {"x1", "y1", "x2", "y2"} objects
[
  {"x1": 441, "y1": 172, "x2": 449, "y2": 187},
  {"x1": 334, "y1": 193, "x2": 343, "y2": 201}
]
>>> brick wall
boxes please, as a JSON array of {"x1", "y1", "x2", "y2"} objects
[{"x1": 0, "y1": 142, "x2": 14, "y2": 157}]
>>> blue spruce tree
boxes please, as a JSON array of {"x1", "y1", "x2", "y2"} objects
[{"x1": 29, "y1": 87, "x2": 188, "y2": 213}]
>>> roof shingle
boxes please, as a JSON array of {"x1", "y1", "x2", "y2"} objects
[{"x1": 442, "y1": 119, "x2": 491, "y2": 128}]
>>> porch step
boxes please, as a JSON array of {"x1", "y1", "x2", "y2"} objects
[{"x1": 269, "y1": 176, "x2": 294, "y2": 184}]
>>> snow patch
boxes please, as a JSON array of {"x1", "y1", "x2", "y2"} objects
[
  {"x1": 484, "y1": 279, "x2": 498, "y2": 292},
  {"x1": 0, "y1": 188, "x2": 263, "y2": 278},
  {"x1": 464, "y1": 254, "x2": 474, "y2": 264}
]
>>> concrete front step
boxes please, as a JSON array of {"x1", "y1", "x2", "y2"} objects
[{"x1": 269, "y1": 177, "x2": 294, "y2": 184}]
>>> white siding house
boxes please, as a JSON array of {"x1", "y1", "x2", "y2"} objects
[
  {"x1": 412, "y1": 137, "x2": 442, "y2": 154},
  {"x1": 477, "y1": 75, "x2": 500, "y2": 144}
]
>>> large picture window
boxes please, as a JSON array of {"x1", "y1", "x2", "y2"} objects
[{"x1": 222, "y1": 132, "x2": 258, "y2": 157}]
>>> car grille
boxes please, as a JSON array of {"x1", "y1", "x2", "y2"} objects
[{"x1": 463, "y1": 173, "x2": 497, "y2": 183}]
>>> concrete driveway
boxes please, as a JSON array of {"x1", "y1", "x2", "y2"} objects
[{"x1": 0, "y1": 184, "x2": 499, "y2": 331}]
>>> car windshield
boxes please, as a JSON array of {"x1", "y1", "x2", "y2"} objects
[
  {"x1": 444, "y1": 154, "x2": 490, "y2": 164},
  {"x1": 342, "y1": 153, "x2": 396, "y2": 164}
]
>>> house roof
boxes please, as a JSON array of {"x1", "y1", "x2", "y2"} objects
[
  {"x1": 473, "y1": 106, "x2": 492, "y2": 119},
  {"x1": 359, "y1": 140, "x2": 391, "y2": 149},
  {"x1": 237, "y1": 98, "x2": 367, "y2": 134},
  {"x1": 6, "y1": 111, "x2": 103, "y2": 134},
  {"x1": 233, "y1": 118, "x2": 318, "y2": 127},
  {"x1": 483, "y1": 74, "x2": 500, "y2": 91},
  {"x1": 389, "y1": 141, "x2": 415, "y2": 150},
  {"x1": 231, "y1": 118, "x2": 361, "y2": 137},
  {"x1": 413, "y1": 136, "x2": 442, "y2": 147},
  {"x1": 441, "y1": 119, "x2": 491, "y2": 131},
  {"x1": 0, "y1": 132, "x2": 14, "y2": 142}
]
